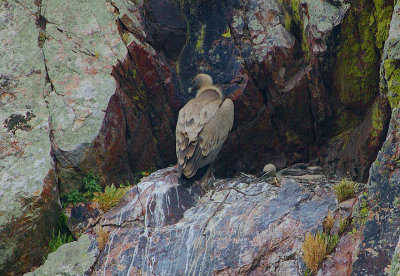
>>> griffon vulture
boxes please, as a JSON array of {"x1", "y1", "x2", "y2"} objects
[{"x1": 176, "y1": 74, "x2": 234, "y2": 191}]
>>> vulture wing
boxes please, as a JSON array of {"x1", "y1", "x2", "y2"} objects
[{"x1": 176, "y1": 93, "x2": 234, "y2": 178}]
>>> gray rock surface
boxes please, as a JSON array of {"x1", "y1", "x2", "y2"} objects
[
  {"x1": 0, "y1": 0, "x2": 128, "y2": 273},
  {"x1": 0, "y1": 1, "x2": 60, "y2": 273},
  {"x1": 390, "y1": 237, "x2": 400, "y2": 276},
  {"x1": 351, "y1": 107, "x2": 400, "y2": 275},
  {"x1": 29, "y1": 167, "x2": 341, "y2": 275},
  {"x1": 42, "y1": 0, "x2": 126, "y2": 151},
  {"x1": 381, "y1": 1, "x2": 400, "y2": 109},
  {"x1": 24, "y1": 234, "x2": 99, "y2": 276}
]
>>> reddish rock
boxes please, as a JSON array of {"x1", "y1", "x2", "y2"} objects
[
  {"x1": 319, "y1": 233, "x2": 362, "y2": 276},
  {"x1": 65, "y1": 202, "x2": 102, "y2": 239}
]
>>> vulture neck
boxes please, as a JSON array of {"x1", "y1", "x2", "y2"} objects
[{"x1": 196, "y1": 85, "x2": 223, "y2": 99}]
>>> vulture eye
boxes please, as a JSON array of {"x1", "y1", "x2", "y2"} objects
[{"x1": 191, "y1": 79, "x2": 200, "y2": 91}]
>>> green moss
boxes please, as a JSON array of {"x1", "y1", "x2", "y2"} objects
[
  {"x1": 334, "y1": 0, "x2": 394, "y2": 111},
  {"x1": 283, "y1": 11, "x2": 292, "y2": 31},
  {"x1": 132, "y1": 68, "x2": 137, "y2": 80},
  {"x1": 291, "y1": 0, "x2": 309, "y2": 59},
  {"x1": 330, "y1": 127, "x2": 352, "y2": 152},
  {"x1": 357, "y1": 197, "x2": 369, "y2": 225},
  {"x1": 38, "y1": 31, "x2": 47, "y2": 42},
  {"x1": 290, "y1": 0, "x2": 301, "y2": 24},
  {"x1": 335, "y1": 107, "x2": 359, "y2": 133},
  {"x1": 384, "y1": 59, "x2": 400, "y2": 108},
  {"x1": 301, "y1": 31, "x2": 310, "y2": 60},
  {"x1": 333, "y1": 2, "x2": 380, "y2": 109},
  {"x1": 278, "y1": 0, "x2": 310, "y2": 59},
  {"x1": 222, "y1": 27, "x2": 231, "y2": 38},
  {"x1": 196, "y1": 24, "x2": 206, "y2": 53},
  {"x1": 373, "y1": 0, "x2": 394, "y2": 50},
  {"x1": 371, "y1": 101, "x2": 384, "y2": 138},
  {"x1": 130, "y1": 68, "x2": 147, "y2": 109}
]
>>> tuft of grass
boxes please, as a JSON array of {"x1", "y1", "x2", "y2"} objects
[
  {"x1": 325, "y1": 233, "x2": 339, "y2": 254},
  {"x1": 48, "y1": 230, "x2": 74, "y2": 253},
  {"x1": 46, "y1": 213, "x2": 74, "y2": 257},
  {"x1": 302, "y1": 231, "x2": 327, "y2": 274},
  {"x1": 339, "y1": 216, "x2": 349, "y2": 234},
  {"x1": 323, "y1": 211, "x2": 334, "y2": 233},
  {"x1": 302, "y1": 231, "x2": 340, "y2": 274},
  {"x1": 93, "y1": 184, "x2": 131, "y2": 212},
  {"x1": 95, "y1": 224, "x2": 109, "y2": 251},
  {"x1": 333, "y1": 178, "x2": 358, "y2": 203}
]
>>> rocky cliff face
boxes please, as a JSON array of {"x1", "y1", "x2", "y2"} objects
[
  {"x1": 1, "y1": 0, "x2": 400, "y2": 274},
  {"x1": 25, "y1": 167, "x2": 342, "y2": 275}
]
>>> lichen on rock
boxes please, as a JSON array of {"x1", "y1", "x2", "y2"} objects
[{"x1": 24, "y1": 234, "x2": 99, "y2": 276}]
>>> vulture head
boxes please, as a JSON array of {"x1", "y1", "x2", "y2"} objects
[{"x1": 188, "y1": 73, "x2": 214, "y2": 95}]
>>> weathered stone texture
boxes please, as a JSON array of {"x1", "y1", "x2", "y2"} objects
[
  {"x1": 28, "y1": 167, "x2": 348, "y2": 275},
  {"x1": 2, "y1": 0, "x2": 399, "y2": 273},
  {"x1": 0, "y1": 1, "x2": 60, "y2": 273},
  {"x1": 351, "y1": 107, "x2": 400, "y2": 275},
  {"x1": 25, "y1": 234, "x2": 99, "y2": 276}
]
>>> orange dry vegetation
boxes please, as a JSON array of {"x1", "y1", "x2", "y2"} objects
[
  {"x1": 323, "y1": 211, "x2": 334, "y2": 233},
  {"x1": 302, "y1": 232, "x2": 327, "y2": 274},
  {"x1": 95, "y1": 225, "x2": 109, "y2": 251}
]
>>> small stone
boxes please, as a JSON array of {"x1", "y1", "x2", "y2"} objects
[{"x1": 339, "y1": 198, "x2": 356, "y2": 211}]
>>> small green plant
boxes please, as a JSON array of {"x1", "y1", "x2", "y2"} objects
[
  {"x1": 48, "y1": 229, "x2": 74, "y2": 253},
  {"x1": 83, "y1": 172, "x2": 102, "y2": 199},
  {"x1": 333, "y1": 179, "x2": 358, "y2": 203},
  {"x1": 339, "y1": 216, "x2": 349, "y2": 234},
  {"x1": 62, "y1": 172, "x2": 102, "y2": 207},
  {"x1": 46, "y1": 213, "x2": 74, "y2": 257},
  {"x1": 134, "y1": 169, "x2": 155, "y2": 183},
  {"x1": 325, "y1": 233, "x2": 339, "y2": 254},
  {"x1": 93, "y1": 184, "x2": 131, "y2": 212},
  {"x1": 38, "y1": 31, "x2": 47, "y2": 42},
  {"x1": 63, "y1": 188, "x2": 86, "y2": 207},
  {"x1": 122, "y1": 32, "x2": 130, "y2": 45}
]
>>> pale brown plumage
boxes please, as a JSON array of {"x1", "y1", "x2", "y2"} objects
[{"x1": 176, "y1": 74, "x2": 234, "y2": 183}]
